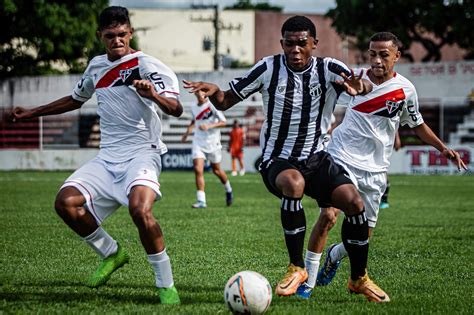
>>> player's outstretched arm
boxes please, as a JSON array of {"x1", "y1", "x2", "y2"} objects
[
  {"x1": 182, "y1": 80, "x2": 241, "y2": 111},
  {"x1": 10, "y1": 96, "x2": 83, "y2": 122},
  {"x1": 181, "y1": 121, "x2": 195, "y2": 142},
  {"x1": 132, "y1": 79, "x2": 183, "y2": 117},
  {"x1": 335, "y1": 70, "x2": 372, "y2": 96},
  {"x1": 414, "y1": 123, "x2": 467, "y2": 171}
]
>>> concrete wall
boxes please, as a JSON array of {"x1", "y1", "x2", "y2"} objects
[
  {"x1": 2, "y1": 61, "x2": 472, "y2": 110},
  {"x1": 1, "y1": 146, "x2": 472, "y2": 174},
  {"x1": 130, "y1": 9, "x2": 255, "y2": 72}
]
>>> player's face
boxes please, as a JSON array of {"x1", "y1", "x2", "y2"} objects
[
  {"x1": 368, "y1": 40, "x2": 401, "y2": 81},
  {"x1": 98, "y1": 24, "x2": 134, "y2": 61},
  {"x1": 280, "y1": 31, "x2": 317, "y2": 71}
]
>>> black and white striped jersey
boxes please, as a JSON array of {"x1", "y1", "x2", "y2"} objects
[{"x1": 229, "y1": 54, "x2": 350, "y2": 162}]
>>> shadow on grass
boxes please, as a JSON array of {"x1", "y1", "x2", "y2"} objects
[{"x1": 0, "y1": 281, "x2": 224, "y2": 305}]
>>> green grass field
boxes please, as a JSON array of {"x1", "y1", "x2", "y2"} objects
[{"x1": 1, "y1": 171, "x2": 473, "y2": 314}]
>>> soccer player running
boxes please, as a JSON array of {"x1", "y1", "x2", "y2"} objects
[
  {"x1": 183, "y1": 16, "x2": 388, "y2": 302},
  {"x1": 302, "y1": 32, "x2": 467, "y2": 299},
  {"x1": 229, "y1": 120, "x2": 246, "y2": 176},
  {"x1": 181, "y1": 90, "x2": 233, "y2": 208},
  {"x1": 9, "y1": 6, "x2": 183, "y2": 304}
]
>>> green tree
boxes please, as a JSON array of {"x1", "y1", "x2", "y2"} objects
[
  {"x1": 327, "y1": 0, "x2": 474, "y2": 62},
  {"x1": 0, "y1": 0, "x2": 109, "y2": 79},
  {"x1": 225, "y1": 0, "x2": 282, "y2": 11}
]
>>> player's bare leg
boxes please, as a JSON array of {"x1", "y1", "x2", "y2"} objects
[
  {"x1": 192, "y1": 158, "x2": 207, "y2": 208},
  {"x1": 128, "y1": 185, "x2": 180, "y2": 304},
  {"x1": 211, "y1": 162, "x2": 233, "y2": 206},
  {"x1": 55, "y1": 187, "x2": 128, "y2": 288},
  {"x1": 274, "y1": 169, "x2": 308, "y2": 296},
  {"x1": 331, "y1": 184, "x2": 389, "y2": 302}
]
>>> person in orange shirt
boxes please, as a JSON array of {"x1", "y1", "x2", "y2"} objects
[{"x1": 229, "y1": 120, "x2": 245, "y2": 176}]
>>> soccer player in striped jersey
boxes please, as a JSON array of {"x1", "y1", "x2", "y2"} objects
[
  {"x1": 304, "y1": 32, "x2": 467, "y2": 301},
  {"x1": 184, "y1": 15, "x2": 387, "y2": 301},
  {"x1": 10, "y1": 6, "x2": 183, "y2": 304}
]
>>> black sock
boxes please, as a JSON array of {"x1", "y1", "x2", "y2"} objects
[
  {"x1": 341, "y1": 210, "x2": 369, "y2": 280},
  {"x1": 280, "y1": 196, "x2": 306, "y2": 268}
]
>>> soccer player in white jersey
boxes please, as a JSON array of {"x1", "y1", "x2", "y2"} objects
[
  {"x1": 10, "y1": 6, "x2": 184, "y2": 304},
  {"x1": 183, "y1": 16, "x2": 389, "y2": 302},
  {"x1": 181, "y1": 90, "x2": 233, "y2": 208},
  {"x1": 301, "y1": 32, "x2": 467, "y2": 299}
]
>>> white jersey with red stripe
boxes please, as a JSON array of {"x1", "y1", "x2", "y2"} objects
[
  {"x1": 328, "y1": 68, "x2": 424, "y2": 172},
  {"x1": 71, "y1": 51, "x2": 180, "y2": 162},
  {"x1": 190, "y1": 100, "x2": 226, "y2": 152}
]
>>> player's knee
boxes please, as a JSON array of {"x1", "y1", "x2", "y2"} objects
[
  {"x1": 345, "y1": 194, "x2": 364, "y2": 215},
  {"x1": 277, "y1": 174, "x2": 305, "y2": 197},
  {"x1": 129, "y1": 204, "x2": 155, "y2": 228}
]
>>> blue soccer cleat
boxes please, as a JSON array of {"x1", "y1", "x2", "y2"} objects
[
  {"x1": 226, "y1": 191, "x2": 233, "y2": 206},
  {"x1": 295, "y1": 282, "x2": 313, "y2": 299},
  {"x1": 380, "y1": 201, "x2": 390, "y2": 209},
  {"x1": 316, "y1": 244, "x2": 341, "y2": 286}
]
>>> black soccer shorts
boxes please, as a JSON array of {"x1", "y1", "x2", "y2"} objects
[{"x1": 258, "y1": 151, "x2": 353, "y2": 207}]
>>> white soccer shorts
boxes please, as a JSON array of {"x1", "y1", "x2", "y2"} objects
[
  {"x1": 60, "y1": 153, "x2": 162, "y2": 224},
  {"x1": 192, "y1": 144, "x2": 222, "y2": 164},
  {"x1": 334, "y1": 158, "x2": 387, "y2": 228}
]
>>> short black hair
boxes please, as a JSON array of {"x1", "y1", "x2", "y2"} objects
[
  {"x1": 370, "y1": 32, "x2": 402, "y2": 50},
  {"x1": 281, "y1": 16, "x2": 316, "y2": 38},
  {"x1": 98, "y1": 6, "x2": 131, "y2": 31}
]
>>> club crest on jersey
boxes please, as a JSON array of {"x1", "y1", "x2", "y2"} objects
[
  {"x1": 277, "y1": 86, "x2": 285, "y2": 93},
  {"x1": 309, "y1": 83, "x2": 322, "y2": 97},
  {"x1": 119, "y1": 69, "x2": 132, "y2": 82},
  {"x1": 385, "y1": 99, "x2": 405, "y2": 114}
]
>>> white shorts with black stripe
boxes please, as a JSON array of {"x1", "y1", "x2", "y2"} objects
[
  {"x1": 60, "y1": 153, "x2": 162, "y2": 224},
  {"x1": 333, "y1": 157, "x2": 387, "y2": 228}
]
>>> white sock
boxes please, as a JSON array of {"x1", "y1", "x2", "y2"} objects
[
  {"x1": 197, "y1": 190, "x2": 206, "y2": 203},
  {"x1": 224, "y1": 180, "x2": 232, "y2": 193},
  {"x1": 330, "y1": 243, "x2": 348, "y2": 262},
  {"x1": 82, "y1": 227, "x2": 118, "y2": 259},
  {"x1": 148, "y1": 249, "x2": 174, "y2": 288},
  {"x1": 305, "y1": 250, "x2": 322, "y2": 288}
]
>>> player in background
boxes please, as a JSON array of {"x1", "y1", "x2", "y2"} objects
[
  {"x1": 183, "y1": 16, "x2": 389, "y2": 302},
  {"x1": 380, "y1": 131, "x2": 401, "y2": 209},
  {"x1": 181, "y1": 90, "x2": 233, "y2": 208},
  {"x1": 229, "y1": 119, "x2": 246, "y2": 176},
  {"x1": 300, "y1": 32, "x2": 467, "y2": 299},
  {"x1": 10, "y1": 6, "x2": 183, "y2": 304}
]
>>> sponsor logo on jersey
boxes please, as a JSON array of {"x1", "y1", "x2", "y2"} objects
[{"x1": 352, "y1": 88, "x2": 406, "y2": 118}]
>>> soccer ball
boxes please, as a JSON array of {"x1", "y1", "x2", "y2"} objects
[{"x1": 224, "y1": 271, "x2": 272, "y2": 314}]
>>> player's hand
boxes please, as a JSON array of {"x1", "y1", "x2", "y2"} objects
[
  {"x1": 10, "y1": 107, "x2": 30, "y2": 122},
  {"x1": 335, "y1": 69, "x2": 365, "y2": 96},
  {"x1": 442, "y1": 148, "x2": 468, "y2": 171},
  {"x1": 133, "y1": 79, "x2": 156, "y2": 99},
  {"x1": 199, "y1": 124, "x2": 209, "y2": 131},
  {"x1": 183, "y1": 80, "x2": 220, "y2": 97}
]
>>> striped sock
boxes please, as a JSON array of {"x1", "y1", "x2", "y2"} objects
[{"x1": 280, "y1": 196, "x2": 306, "y2": 268}]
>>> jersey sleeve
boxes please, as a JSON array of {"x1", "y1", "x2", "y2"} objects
[
  {"x1": 400, "y1": 86, "x2": 424, "y2": 127},
  {"x1": 325, "y1": 58, "x2": 351, "y2": 83},
  {"x1": 211, "y1": 103, "x2": 227, "y2": 122},
  {"x1": 229, "y1": 59, "x2": 267, "y2": 100},
  {"x1": 71, "y1": 66, "x2": 95, "y2": 102},
  {"x1": 140, "y1": 57, "x2": 180, "y2": 99}
]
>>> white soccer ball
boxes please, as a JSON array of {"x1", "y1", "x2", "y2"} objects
[{"x1": 224, "y1": 271, "x2": 272, "y2": 314}]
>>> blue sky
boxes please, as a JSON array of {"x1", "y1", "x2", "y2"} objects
[{"x1": 110, "y1": 0, "x2": 337, "y2": 14}]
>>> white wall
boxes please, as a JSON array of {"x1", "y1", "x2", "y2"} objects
[{"x1": 1, "y1": 146, "x2": 472, "y2": 174}]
